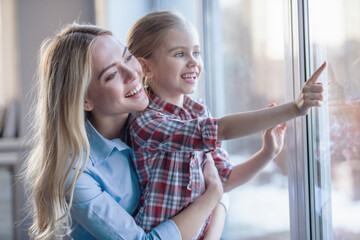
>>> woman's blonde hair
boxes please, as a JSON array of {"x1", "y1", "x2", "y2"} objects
[
  {"x1": 126, "y1": 11, "x2": 191, "y2": 88},
  {"x1": 23, "y1": 23, "x2": 111, "y2": 240}
]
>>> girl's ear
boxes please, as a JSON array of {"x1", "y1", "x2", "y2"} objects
[
  {"x1": 84, "y1": 97, "x2": 94, "y2": 111},
  {"x1": 137, "y1": 57, "x2": 154, "y2": 79}
]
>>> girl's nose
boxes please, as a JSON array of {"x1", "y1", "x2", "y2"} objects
[{"x1": 187, "y1": 56, "x2": 198, "y2": 67}]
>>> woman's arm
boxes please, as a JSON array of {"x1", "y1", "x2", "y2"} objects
[
  {"x1": 217, "y1": 61, "x2": 326, "y2": 141},
  {"x1": 69, "y1": 170, "x2": 178, "y2": 240},
  {"x1": 69, "y1": 158, "x2": 222, "y2": 240},
  {"x1": 203, "y1": 203, "x2": 226, "y2": 240}
]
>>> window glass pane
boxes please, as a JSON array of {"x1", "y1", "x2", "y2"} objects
[
  {"x1": 308, "y1": 0, "x2": 360, "y2": 239},
  {"x1": 216, "y1": 0, "x2": 290, "y2": 239}
]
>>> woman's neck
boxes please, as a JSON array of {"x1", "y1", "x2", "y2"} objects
[{"x1": 90, "y1": 114, "x2": 129, "y2": 141}]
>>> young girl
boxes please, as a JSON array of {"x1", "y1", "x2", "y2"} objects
[{"x1": 127, "y1": 11, "x2": 326, "y2": 239}]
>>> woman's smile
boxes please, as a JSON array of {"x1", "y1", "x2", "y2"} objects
[{"x1": 125, "y1": 83, "x2": 143, "y2": 98}]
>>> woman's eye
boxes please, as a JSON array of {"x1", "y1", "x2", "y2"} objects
[
  {"x1": 125, "y1": 54, "x2": 133, "y2": 63},
  {"x1": 106, "y1": 71, "x2": 117, "y2": 81},
  {"x1": 175, "y1": 52, "x2": 184, "y2": 57}
]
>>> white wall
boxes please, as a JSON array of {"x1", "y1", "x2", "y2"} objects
[{"x1": 17, "y1": 0, "x2": 96, "y2": 138}]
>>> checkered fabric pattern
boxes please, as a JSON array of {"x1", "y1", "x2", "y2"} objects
[{"x1": 129, "y1": 92, "x2": 233, "y2": 237}]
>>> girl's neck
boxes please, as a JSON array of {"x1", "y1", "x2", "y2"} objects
[
  {"x1": 152, "y1": 88, "x2": 184, "y2": 108},
  {"x1": 90, "y1": 113, "x2": 129, "y2": 141}
]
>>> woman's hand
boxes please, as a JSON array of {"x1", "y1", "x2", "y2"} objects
[
  {"x1": 261, "y1": 103, "x2": 287, "y2": 159},
  {"x1": 172, "y1": 154, "x2": 223, "y2": 240},
  {"x1": 203, "y1": 153, "x2": 223, "y2": 201},
  {"x1": 295, "y1": 61, "x2": 327, "y2": 116}
]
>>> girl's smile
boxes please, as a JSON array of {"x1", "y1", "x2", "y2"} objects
[{"x1": 180, "y1": 71, "x2": 199, "y2": 84}]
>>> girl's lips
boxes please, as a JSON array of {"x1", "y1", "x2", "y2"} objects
[
  {"x1": 181, "y1": 72, "x2": 198, "y2": 80},
  {"x1": 181, "y1": 72, "x2": 198, "y2": 84}
]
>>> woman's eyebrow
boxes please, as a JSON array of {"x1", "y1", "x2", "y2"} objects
[
  {"x1": 98, "y1": 63, "x2": 116, "y2": 80},
  {"x1": 98, "y1": 46, "x2": 128, "y2": 80},
  {"x1": 123, "y1": 46, "x2": 128, "y2": 57}
]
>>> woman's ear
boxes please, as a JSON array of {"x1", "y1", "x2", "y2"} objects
[
  {"x1": 137, "y1": 57, "x2": 154, "y2": 79},
  {"x1": 84, "y1": 98, "x2": 93, "y2": 111}
]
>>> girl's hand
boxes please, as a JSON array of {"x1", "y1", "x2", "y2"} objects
[
  {"x1": 295, "y1": 61, "x2": 327, "y2": 116},
  {"x1": 203, "y1": 153, "x2": 223, "y2": 200},
  {"x1": 262, "y1": 103, "x2": 287, "y2": 159}
]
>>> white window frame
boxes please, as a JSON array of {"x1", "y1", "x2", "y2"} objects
[{"x1": 284, "y1": 0, "x2": 313, "y2": 239}]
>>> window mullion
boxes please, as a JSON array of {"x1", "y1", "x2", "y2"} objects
[{"x1": 286, "y1": 0, "x2": 312, "y2": 239}]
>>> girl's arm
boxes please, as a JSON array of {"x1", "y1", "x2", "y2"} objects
[
  {"x1": 217, "y1": 61, "x2": 326, "y2": 141},
  {"x1": 224, "y1": 111, "x2": 287, "y2": 192}
]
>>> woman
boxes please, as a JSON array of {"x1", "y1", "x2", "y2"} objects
[{"x1": 23, "y1": 23, "x2": 223, "y2": 240}]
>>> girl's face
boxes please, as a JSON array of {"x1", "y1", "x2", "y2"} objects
[
  {"x1": 149, "y1": 26, "x2": 203, "y2": 105},
  {"x1": 85, "y1": 35, "x2": 149, "y2": 118}
]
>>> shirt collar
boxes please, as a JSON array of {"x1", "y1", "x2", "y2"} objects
[
  {"x1": 147, "y1": 91, "x2": 207, "y2": 118},
  {"x1": 147, "y1": 91, "x2": 182, "y2": 115},
  {"x1": 85, "y1": 120, "x2": 131, "y2": 166}
]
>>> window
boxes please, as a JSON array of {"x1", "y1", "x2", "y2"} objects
[
  {"x1": 307, "y1": 0, "x2": 360, "y2": 239},
  {"x1": 204, "y1": 0, "x2": 360, "y2": 239},
  {"x1": 204, "y1": 0, "x2": 291, "y2": 239}
]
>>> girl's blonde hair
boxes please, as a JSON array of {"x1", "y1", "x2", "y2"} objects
[
  {"x1": 23, "y1": 23, "x2": 111, "y2": 240},
  {"x1": 126, "y1": 11, "x2": 191, "y2": 88}
]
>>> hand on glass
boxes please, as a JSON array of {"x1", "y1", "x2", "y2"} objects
[
  {"x1": 262, "y1": 103, "x2": 287, "y2": 159},
  {"x1": 295, "y1": 61, "x2": 327, "y2": 116}
]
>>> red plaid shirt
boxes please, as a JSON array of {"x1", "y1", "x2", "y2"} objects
[{"x1": 129, "y1": 92, "x2": 233, "y2": 238}]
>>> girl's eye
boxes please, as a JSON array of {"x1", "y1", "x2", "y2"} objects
[
  {"x1": 125, "y1": 54, "x2": 133, "y2": 63},
  {"x1": 193, "y1": 51, "x2": 201, "y2": 57},
  {"x1": 175, "y1": 52, "x2": 184, "y2": 57},
  {"x1": 106, "y1": 71, "x2": 117, "y2": 81}
]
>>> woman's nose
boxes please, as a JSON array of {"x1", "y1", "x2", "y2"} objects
[{"x1": 120, "y1": 64, "x2": 137, "y2": 83}]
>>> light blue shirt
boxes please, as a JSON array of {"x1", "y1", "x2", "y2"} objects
[{"x1": 68, "y1": 120, "x2": 181, "y2": 239}]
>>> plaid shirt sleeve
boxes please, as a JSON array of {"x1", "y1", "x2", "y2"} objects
[
  {"x1": 198, "y1": 100, "x2": 233, "y2": 185},
  {"x1": 130, "y1": 110, "x2": 219, "y2": 153},
  {"x1": 210, "y1": 147, "x2": 233, "y2": 185}
]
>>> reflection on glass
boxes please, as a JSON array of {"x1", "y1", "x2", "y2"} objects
[
  {"x1": 218, "y1": 0, "x2": 290, "y2": 239},
  {"x1": 309, "y1": 0, "x2": 360, "y2": 239}
]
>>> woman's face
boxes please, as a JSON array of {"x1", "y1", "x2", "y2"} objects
[{"x1": 85, "y1": 35, "x2": 149, "y2": 117}]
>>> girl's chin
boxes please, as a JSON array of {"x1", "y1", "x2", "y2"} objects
[{"x1": 184, "y1": 88, "x2": 196, "y2": 95}]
